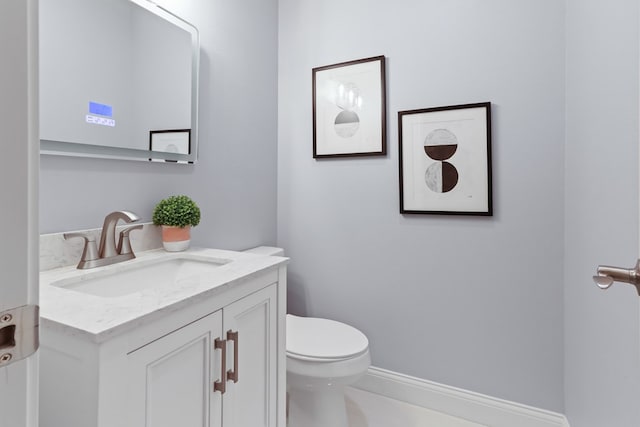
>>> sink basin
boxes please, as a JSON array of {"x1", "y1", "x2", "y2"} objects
[{"x1": 51, "y1": 256, "x2": 230, "y2": 297}]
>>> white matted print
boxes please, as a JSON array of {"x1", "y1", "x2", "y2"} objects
[
  {"x1": 399, "y1": 103, "x2": 492, "y2": 215},
  {"x1": 150, "y1": 129, "x2": 191, "y2": 155},
  {"x1": 313, "y1": 56, "x2": 386, "y2": 158}
]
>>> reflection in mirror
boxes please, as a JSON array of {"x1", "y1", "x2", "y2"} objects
[{"x1": 39, "y1": 0, "x2": 199, "y2": 163}]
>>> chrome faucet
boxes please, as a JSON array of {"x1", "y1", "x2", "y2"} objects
[{"x1": 64, "y1": 210, "x2": 143, "y2": 269}]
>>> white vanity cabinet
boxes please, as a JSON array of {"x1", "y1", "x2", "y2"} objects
[
  {"x1": 39, "y1": 249, "x2": 287, "y2": 427},
  {"x1": 127, "y1": 308, "x2": 223, "y2": 427},
  {"x1": 127, "y1": 284, "x2": 278, "y2": 427}
]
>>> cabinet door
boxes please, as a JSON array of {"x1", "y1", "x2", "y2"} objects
[
  {"x1": 223, "y1": 284, "x2": 278, "y2": 427},
  {"x1": 127, "y1": 311, "x2": 224, "y2": 427}
]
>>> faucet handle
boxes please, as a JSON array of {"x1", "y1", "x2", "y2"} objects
[
  {"x1": 117, "y1": 224, "x2": 143, "y2": 256},
  {"x1": 64, "y1": 232, "x2": 99, "y2": 269}
]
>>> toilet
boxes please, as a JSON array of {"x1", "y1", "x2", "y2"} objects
[
  {"x1": 286, "y1": 314, "x2": 370, "y2": 427},
  {"x1": 241, "y1": 247, "x2": 371, "y2": 427}
]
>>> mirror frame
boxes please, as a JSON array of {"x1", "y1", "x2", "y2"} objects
[{"x1": 40, "y1": 0, "x2": 200, "y2": 164}]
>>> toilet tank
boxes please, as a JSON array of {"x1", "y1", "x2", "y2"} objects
[{"x1": 243, "y1": 246, "x2": 285, "y2": 257}]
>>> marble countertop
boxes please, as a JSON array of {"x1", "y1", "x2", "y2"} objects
[{"x1": 39, "y1": 247, "x2": 288, "y2": 343}]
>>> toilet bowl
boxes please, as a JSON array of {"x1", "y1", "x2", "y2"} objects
[{"x1": 286, "y1": 314, "x2": 370, "y2": 427}]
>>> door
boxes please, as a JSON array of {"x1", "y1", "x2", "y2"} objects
[
  {"x1": 0, "y1": 1, "x2": 40, "y2": 427},
  {"x1": 127, "y1": 310, "x2": 224, "y2": 427},
  {"x1": 222, "y1": 284, "x2": 278, "y2": 427}
]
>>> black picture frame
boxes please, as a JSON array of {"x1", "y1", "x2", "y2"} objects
[
  {"x1": 312, "y1": 55, "x2": 386, "y2": 158},
  {"x1": 398, "y1": 102, "x2": 492, "y2": 216},
  {"x1": 149, "y1": 129, "x2": 191, "y2": 163}
]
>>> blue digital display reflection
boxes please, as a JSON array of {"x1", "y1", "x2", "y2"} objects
[{"x1": 89, "y1": 101, "x2": 113, "y2": 118}]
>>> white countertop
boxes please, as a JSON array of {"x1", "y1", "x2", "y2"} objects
[{"x1": 39, "y1": 247, "x2": 288, "y2": 343}]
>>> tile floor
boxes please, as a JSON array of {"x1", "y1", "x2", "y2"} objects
[{"x1": 344, "y1": 387, "x2": 486, "y2": 427}]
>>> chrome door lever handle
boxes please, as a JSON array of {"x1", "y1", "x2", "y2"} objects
[{"x1": 593, "y1": 259, "x2": 640, "y2": 296}]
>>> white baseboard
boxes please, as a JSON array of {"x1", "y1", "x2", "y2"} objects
[{"x1": 353, "y1": 367, "x2": 569, "y2": 427}]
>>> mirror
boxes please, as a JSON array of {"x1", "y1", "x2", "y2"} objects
[{"x1": 39, "y1": 0, "x2": 199, "y2": 163}]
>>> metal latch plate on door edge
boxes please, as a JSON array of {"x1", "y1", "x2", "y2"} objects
[{"x1": 0, "y1": 305, "x2": 39, "y2": 367}]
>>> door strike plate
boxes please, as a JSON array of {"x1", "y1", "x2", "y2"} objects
[{"x1": 0, "y1": 305, "x2": 39, "y2": 367}]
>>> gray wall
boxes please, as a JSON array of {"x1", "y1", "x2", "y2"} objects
[
  {"x1": 40, "y1": 0, "x2": 278, "y2": 252},
  {"x1": 278, "y1": 0, "x2": 565, "y2": 412},
  {"x1": 564, "y1": 0, "x2": 640, "y2": 425}
]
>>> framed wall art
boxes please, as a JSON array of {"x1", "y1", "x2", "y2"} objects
[
  {"x1": 149, "y1": 129, "x2": 191, "y2": 155},
  {"x1": 312, "y1": 55, "x2": 386, "y2": 158},
  {"x1": 149, "y1": 129, "x2": 192, "y2": 163},
  {"x1": 398, "y1": 102, "x2": 492, "y2": 215}
]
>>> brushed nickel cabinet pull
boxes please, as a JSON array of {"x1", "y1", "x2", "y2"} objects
[
  {"x1": 227, "y1": 330, "x2": 239, "y2": 383},
  {"x1": 213, "y1": 338, "x2": 227, "y2": 394}
]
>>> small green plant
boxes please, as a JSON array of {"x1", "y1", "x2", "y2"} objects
[{"x1": 152, "y1": 195, "x2": 201, "y2": 228}]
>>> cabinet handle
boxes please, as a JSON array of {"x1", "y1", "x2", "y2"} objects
[
  {"x1": 213, "y1": 338, "x2": 227, "y2": 394},
  {"x1": 227, "y1": 330, "x2": 239, "y2": 383}
]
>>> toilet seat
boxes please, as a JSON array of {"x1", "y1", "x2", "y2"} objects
[{"x1": 286, "y1": 314, "x2": 369, "y2": 361}]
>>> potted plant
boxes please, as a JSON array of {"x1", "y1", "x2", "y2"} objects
[{"x1": 152, "y1": 195, "x2": 201, "y2": 252}]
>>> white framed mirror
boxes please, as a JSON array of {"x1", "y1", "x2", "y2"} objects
[{"x1": 39, "y1": 0, "x2": 199, "y2": 163}]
